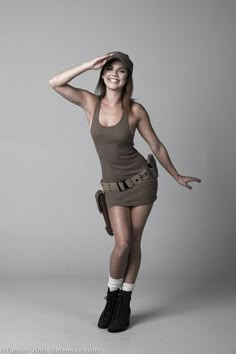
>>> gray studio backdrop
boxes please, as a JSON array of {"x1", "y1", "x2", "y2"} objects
[{"x1": 0, "y1": 0, "x2": 234, "y2": 283}]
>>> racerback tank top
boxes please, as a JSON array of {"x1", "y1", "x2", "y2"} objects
[{"x1": 90, "y1": 96, "x2": 148, "y2": 183}]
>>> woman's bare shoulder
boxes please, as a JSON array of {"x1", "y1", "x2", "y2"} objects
[
  {"x1": 130, "y1": 101, "x2": 148, "y2": 122},
  {"x1": 131, "y1": 101, "x2": 147, "y2": 114}
]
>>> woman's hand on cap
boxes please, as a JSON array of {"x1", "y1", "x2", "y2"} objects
[{"x1": 87, "y1": 53, "x2": 114, "y2": 70}]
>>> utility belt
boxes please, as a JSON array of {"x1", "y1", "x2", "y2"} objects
[
  {"x1": 95, "y1": 154, "x2": 158, "y2": 236},
  {"x1": 100, "y1": 154, "x2": 158, "y2": 192}
]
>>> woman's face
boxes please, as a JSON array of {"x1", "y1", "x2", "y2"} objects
[{"x1": 102, "y1": 60, "x2": 128, "y2": 91}]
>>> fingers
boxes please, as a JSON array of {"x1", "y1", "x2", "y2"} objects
[
  {"x1": 96, "y1": 53, "x2": 114, "y2": 67},
  {"x1": 191, "y1": 177, "x2": 202, "y2": 183},
  {"x1": 178, "y1": 175, "x2": 202, "y2": 190},
  {"x1": 99, "y1": 53, "x2": 115, "y2": 60},
  {"x1": 185, "y1": 176, "x2": 201, "y2": 183},
  {"x1": 183, "y1": 180, "x2": 192, "y2": 190},
  {"x1": 186, "y1": 177, "x2": 202, "y2": 190}
]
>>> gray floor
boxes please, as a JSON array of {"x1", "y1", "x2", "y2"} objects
[{"x1": 0, "y1": 275, "x2": 235, "y2": 354}]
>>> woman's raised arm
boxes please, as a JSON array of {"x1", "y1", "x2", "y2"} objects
[{"x1": 48, "y1": 53, "x2": 114, "y2": 112}]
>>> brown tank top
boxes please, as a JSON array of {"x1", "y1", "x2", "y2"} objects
[{"x1": 90, "y1": 96, "x2": 147, "y2": 183}]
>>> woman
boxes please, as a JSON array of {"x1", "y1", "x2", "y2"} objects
[{"x1": 49, "y1": 51, "x2": 201, "y2": 332}]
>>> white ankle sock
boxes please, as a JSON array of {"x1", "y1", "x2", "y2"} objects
[
  {"x1": 107, "y1": 275, "x2": 123, "y2": 291},
  {"x1": 122, "y1": 282, "x2": 135, "y2": 292}
]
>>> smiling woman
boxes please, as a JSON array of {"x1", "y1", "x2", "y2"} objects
[
  {"x1": 94, "y1": 52, "x2": 135, "y2": 117},
  {"x1": 49, "y1": 50, "x2": 201, "y2": 333}
]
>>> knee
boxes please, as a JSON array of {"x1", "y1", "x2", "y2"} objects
[{"x1": 114, "y1": 241, "x2": 130, "y2": 259}]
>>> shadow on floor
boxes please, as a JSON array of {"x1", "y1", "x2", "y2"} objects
[{"x1": 131, "y1": 279, "x2": 236, "y2": 326}]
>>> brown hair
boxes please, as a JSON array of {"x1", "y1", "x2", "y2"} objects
[{"x1": 94, "y1": 59, "x2": 136, "y2": 115}]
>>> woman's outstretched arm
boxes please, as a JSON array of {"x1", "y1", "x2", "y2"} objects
[{"x1": 135, "y1": 103, "x2": 202, "y2": 190}]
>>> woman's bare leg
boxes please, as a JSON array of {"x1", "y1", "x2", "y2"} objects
[
  {"x1": 107, "y1": 206, "x2": 132, "y2": 279},
  {"x1": 123, "y1": 203, "x2": 154, "y2": 284}
]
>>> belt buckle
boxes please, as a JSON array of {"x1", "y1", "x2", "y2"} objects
[{"x1": 116, "y1": 180, "x2": 129, "y2": 191}]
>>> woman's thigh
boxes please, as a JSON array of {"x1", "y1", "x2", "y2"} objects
[
  {"x1": 108, "y1": 206, "x2": 132, "y2": 244},
  {"x1": 130, "y1": 203, "x2": 154, "y2": 241}
]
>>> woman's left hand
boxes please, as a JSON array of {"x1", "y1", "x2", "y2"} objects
[{"x1": 176, "y1": 175, "x2": 202, "y2": 190}]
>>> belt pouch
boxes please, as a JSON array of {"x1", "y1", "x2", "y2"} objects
[{"x1": 95, "y1": 190, "x2": 113, "y2": 236}]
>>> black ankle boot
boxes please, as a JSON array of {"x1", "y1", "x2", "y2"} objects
[
  {"x1": 108, "y1": 290, "x2": 132, "y2": 332},
  {"x1": 97, "y1": 288, "x2": 120, "y2": 329}
]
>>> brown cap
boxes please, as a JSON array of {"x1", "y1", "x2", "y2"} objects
[{"x1": 106, "y1": 51, "x2": 133, "y2": 74}]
